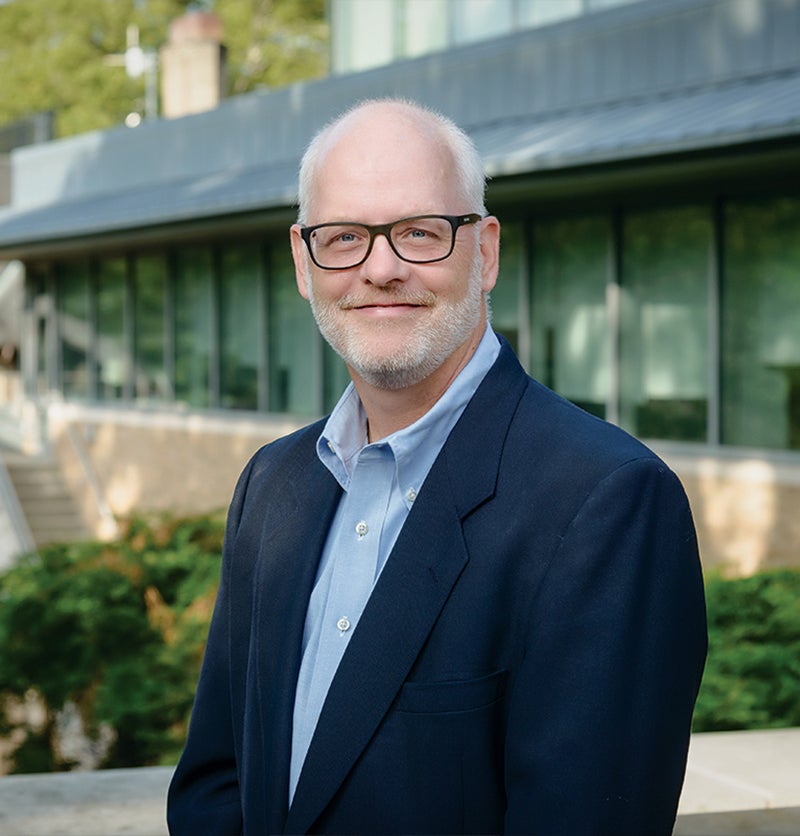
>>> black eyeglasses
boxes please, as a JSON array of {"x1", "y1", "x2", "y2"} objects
[{"x1": 299, "y1": 213, "x2": 482, "y2": 270}]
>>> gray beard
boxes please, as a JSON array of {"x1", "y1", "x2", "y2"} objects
[{"x1": 308, "y1": 258, "x2": 486, "y2": 391}]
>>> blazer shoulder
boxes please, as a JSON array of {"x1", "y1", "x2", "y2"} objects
[
  {"x1": 509, "y1": 374, "x2": 671, "y2": 489},
  {"x1": 226, "y1": 416, "x2": 329, "y2": 527}
]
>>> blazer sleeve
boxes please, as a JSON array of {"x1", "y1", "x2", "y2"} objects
[
  {"x1": 504, "y1": 457, "x2": 707, "y2": 835},
  {"x1": 166, "y1": 458, "x2": 256, "y2": 836}
]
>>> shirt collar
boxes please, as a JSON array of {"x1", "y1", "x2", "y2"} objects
[{"x1": 317, "y1": 325, "x2": 501, "y2": 503}]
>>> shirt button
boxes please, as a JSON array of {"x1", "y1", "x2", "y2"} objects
[
  {"x1": 355, "y1": 520, "x2": 369, "y2": 537},
  {"x1": 406, "y1": 488, "x2": 417, "y2": 502},
  {"x1": 337, "y1": 616, "x2": 351, "y2": 633},
  {"x1": 327, "y1": 440, "x2": 335, "y2": 452}
]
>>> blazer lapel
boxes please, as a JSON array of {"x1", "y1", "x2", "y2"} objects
[
  {"x1": 244, "y1": 430, "x2": 343, "y2": 833},
  {"x1": 284, "y1": 340, "x2": 529, "y2": 834}
]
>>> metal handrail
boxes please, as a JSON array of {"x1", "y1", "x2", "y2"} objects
[
  {"x1": 0, "y1": 452, "x2": 37, "y2": 569},
  {"x1": 63, "y1": 422, "x2": 119, "y2": 540}
]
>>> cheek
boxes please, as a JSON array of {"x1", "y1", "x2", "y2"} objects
[{"x1": 424, "y1": 256, "x2": 476, "y2": 299}]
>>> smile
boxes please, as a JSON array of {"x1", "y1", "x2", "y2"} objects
[{"x1": 339, "y1": 292, "x2": 436, "y2": 312}]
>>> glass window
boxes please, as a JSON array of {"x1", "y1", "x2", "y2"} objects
[
  {"x1": 491, "y1": 221, "x2": 525, "y2": 356},
  {"x1": 530, "y1": 215, "x2": 611, "y2": 419},
  {"x1": 517, "y1": 0, "x2": 582, "y2": 28},
  {"x1": 722, "y1": 197, "x2": 800, "y2": 450},
  {"x1": 452, "y1": 0, "x2": 513, "y2": 44},
  {"x1": 322, "y1": 342, "x2": 351, "y2": 414},
  {"x1": 96, "y1": 257, "x2": 127, "y2": 401},
  {"x1": 220, "y1": 244, "x2": 263, "y2": 411},
  {"x1": 332, "y1": 0, "x2": 395, "y2": 73},
  {"x1": 268, "y1": 247, "x2": 320, "y2": 415},
  {"x1": 57, "y1": 262, "x2": 92, "y2": 400},
  {"x1": 402, "y1": 0, "x2": 448, "y2": 57},
  {"x1": 174, "y1": 248, "x2": 213, "y2": 409},
  {"x1": 619, "y1": 207, "x2": 710, "y2": 441},
  {"x1": 134, "y1": 255, "x2": 169, "y2": 401}
]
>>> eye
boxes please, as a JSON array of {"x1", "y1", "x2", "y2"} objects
[
  {"x1": 396, "y1": 220, "x2": 445, "y2": 243},
  {"x1": 316, "y1": 225, "x2": 367, "y2": 250}
]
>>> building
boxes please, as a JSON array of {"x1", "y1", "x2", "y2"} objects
[{"x1": 0, "y1": 0, "x2": 798, "y2": 572}]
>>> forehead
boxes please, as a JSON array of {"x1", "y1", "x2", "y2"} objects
[{"x1": 308, "y1": 109, "x2": 461, "y2": 222}]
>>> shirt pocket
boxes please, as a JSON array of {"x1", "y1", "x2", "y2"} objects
[{"x1": 394, "y1": 669, "x2": 508, "y2": 715}]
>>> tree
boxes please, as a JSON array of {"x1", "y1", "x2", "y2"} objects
[
  {"x1": 215, "y1": 0, "x2": 328, "y2": 96},
  {"x1": 0, "y1": 0, "x2": 328, "y2": 139}
]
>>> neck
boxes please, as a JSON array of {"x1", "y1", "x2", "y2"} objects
[{"x1": 351, "y1": 325, "x2": 485, "y2": 443}]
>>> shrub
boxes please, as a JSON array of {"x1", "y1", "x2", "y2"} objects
[
  {"x1": 692, "y1": 568, "x2": 800, "y2": 732},
  {"x1": 2, "y1": 521, "x2": 798, "y2": 772},
  {"x1": 0, "y1": 513, "x2": 224, "y2": 773}
]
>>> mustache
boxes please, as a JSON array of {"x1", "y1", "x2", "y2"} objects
[{"x1": 338, "y1": 290, "x2": 436, "y2": 310}]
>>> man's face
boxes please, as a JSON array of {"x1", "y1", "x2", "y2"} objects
[{"x1": 291, "y1": 111, "x2": 498, "y2": 391}]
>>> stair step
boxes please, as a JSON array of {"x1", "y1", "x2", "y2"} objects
[{"x1": 2, "y1": 454, "x2": 90, "y2": 547}]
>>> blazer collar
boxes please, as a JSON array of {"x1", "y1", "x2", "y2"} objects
[{"x1": 284, "y1": 339, "x2": 529, "y2": 834}]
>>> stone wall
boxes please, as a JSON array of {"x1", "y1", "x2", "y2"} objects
[
  {"x1": 46, "y1": 404, "x2": 304, "y2": 536},
  {"x1": 41, "y1": 403, "x2": 800, "y2": 576},
  {"x1": 655, "y1": 445, "x2": 800, "y2": 576}
]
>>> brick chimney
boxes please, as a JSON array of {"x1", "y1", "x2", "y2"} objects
[{"x1": 160, "y1": 11, "x2": 226, "y2": 119}]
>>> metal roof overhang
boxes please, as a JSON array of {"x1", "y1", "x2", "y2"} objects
[{"x1": 0, "y1": 71, "x2": 798, "y2": 260}]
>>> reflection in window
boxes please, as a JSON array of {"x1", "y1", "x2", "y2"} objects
[
  {"x1": 402, "y1": 0, "x2": 448, "y2": 57},
  {"x1": 531, "y1": 215, "x2": 611, "y2": 418},
  {"x1": 135, "y1": 256, "x2": 169, "y2": 401},
  {"x1": 174, "y1": 248, "x2": 213, "y2": 409},
  {"x1": 322, "y1": 341, "x2": 351, "y2": 414},
  {"x1": 220, "y1": 245, "x2": 262, "y2": 411},
  {"x1": 57, "y1": 262, "x2": 91, "y2": 400},
  {"x1": 518, "y1": 0, "x2": 582, "y2": 27},
  {"x1": 331, "y1": 0, "x2": 394, "y2": 73},
  {"x1": 723, "y1": 198, "x2": 800, "y2": 450},
  {"x1": 452, "y1": 0, "x2": 512, "y2": 44},
  {"x1": 492, "y1": 221, "x2": 523, "y2": 355},
  {"x1": 268, "y1": 248, "x2": 319, "y2": 415},
  {"x1": 620, "y1": 207, "x2": 710, "y2": 441},
  {"x1": 96, "y1": 258, "x2": 127, "y2": 401}
]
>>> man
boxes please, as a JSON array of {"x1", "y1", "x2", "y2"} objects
[{"x1": 167, "y1": 99, "x2": 707, "y2": 835}]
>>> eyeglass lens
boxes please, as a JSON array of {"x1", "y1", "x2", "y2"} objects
[{"x1": 309, "y1": 216, "x2": 455, "y2": 269}]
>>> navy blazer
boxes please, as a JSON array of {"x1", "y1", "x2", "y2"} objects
[{"x1": 167, "y1": 339, "x2": 707, "y2": 835}]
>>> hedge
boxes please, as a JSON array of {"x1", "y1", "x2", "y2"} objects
[
  {"x1": 692, "y1": 568, "x2": 800, "y2": 732},
  {"x1": 0, "y1": 514, "x2": 223, "y2": 773},
  {"x1": 0, "y1": 516, "x2": 798, "y2": 772}
]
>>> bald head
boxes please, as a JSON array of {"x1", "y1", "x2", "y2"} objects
[{"x1": 296, "y1": 99, "x2": 486, "y2": 225}]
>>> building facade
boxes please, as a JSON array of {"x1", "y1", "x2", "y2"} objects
[{"x1": 0, "y1": 0, "x2": 798, "y2": 572}]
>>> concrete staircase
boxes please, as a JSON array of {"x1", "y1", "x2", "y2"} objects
[{"x1": 2, "y1": 452, "x2": 89, "y2": 547}]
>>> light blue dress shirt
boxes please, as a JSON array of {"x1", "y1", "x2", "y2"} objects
[{"x1": 289, "y1": 325, "x2": 501, "y2": 802}]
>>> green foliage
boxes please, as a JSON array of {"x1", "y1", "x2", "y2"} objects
[
  {"x1": 3, "y1": 525, "x2": 797, "y2": 773},
  {"x1": 693, "y1": 569, "x2": 800, "y2": 732},
  {"x1": 216, "y1": 0, "x2": 328, "y2": 96},
  {"x1": 0, "y1": 513, "x2": 224, "y2": 772},
  {"x1": 0, "y1": 0, "x2": 328, "y2": 138}
]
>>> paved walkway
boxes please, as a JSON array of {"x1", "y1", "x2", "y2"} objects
[{"x1": 0, "y1": 729, "x2": 797, "y2": 835}]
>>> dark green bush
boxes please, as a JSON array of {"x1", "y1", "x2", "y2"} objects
[
  {"x1": 692, "y1": 568, "x2": 800, "y2": 732},
  {"x1": 0, "y1": 513, "x2": 224, "y2": 773},
  {"x1": 2, "y1": 523, "x2": 798, "y2": 772}
]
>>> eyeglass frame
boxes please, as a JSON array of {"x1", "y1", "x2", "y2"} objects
[{"x1": 298, "y1": 213, "x2": 483, "y2": 271}]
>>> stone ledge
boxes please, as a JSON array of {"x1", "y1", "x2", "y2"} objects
[{"x1": 0, "y1": 729, "x2": 798, "y2": 835}]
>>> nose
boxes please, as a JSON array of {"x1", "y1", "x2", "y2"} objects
[{"x1": 360, "y1": 232, "x2": 410, "y2": 286}]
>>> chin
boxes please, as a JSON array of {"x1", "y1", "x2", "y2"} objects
[{"x1": 350, "y1": 358, "x2": 437, "y2": 391}]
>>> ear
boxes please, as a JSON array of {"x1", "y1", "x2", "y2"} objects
[
  {"x1": 290, "y1": 224, "x2": 311, "y2": 300},
  {"x1": 478, "y1": 215, "x2": 500, "y2": 293}
]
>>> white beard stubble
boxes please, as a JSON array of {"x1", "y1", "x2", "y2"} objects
[{"x1": 306, "y1": 255, "x2": 486, "y2": 391}]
